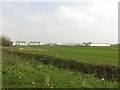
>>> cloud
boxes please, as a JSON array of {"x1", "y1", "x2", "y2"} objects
[
  {"x1": 88, "y1": 0, "x2": 118, "y2": 19},
  {"x1": 2, "y1": 16, "x2": 15, "y2": 29},
  {"x1": 2, "y1": 0, "x2": 118, "y2": 43},
  {"x1": 2, "y1": 3, "x2": 17, "y2": 12},
  {"x1": 56, "y1": 6, "x2": 98, "y2": 24},
  {"x1": 56, "y1": 0, "x2": 118, "y2": 24},
  {"x1": 2, "y1": 2, "x2": 29, "y2": 13},
  {"x1": 24, "y1": 14, "x2": 47, "y2": 23}
]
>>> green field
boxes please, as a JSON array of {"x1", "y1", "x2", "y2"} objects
[
  {"x1": 2, "y1": 50, "x2": 118, "y2": 88},
  {"x1": 4, "y1": 46, "x2": 118, "y2": 66}
]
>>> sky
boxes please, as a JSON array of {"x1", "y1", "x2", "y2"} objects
[{"x1": 1, "y1": 0, "x2": 119, "y2": 43}]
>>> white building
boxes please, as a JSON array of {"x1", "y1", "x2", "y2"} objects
[
  {"x1": 33, "y1": 42, "x2": 39, "y2": 46},
  {"x1": 12, "y1": 42, "x2": 17, "y2": 46},
  {"x1": 29, "y1": 43, "x2": 34, "y2": 46},
  {"x1": 39, "y1": 43, "x2": 46, "y2": 46},
  {"x1": 57, "y1": 43, "x2": 62, "y2": 46},
  {"x1": 89, "y1": 43, "x2": 110, "y2": 46},
  {"x1": 12, "y1": 41, "x2": 111, "y2": 47},
  {"x1": 16, "y1": 42, "x2": 27, "y2": 46},
  {"x1": 79, "y1": 43, "x2": 86, "y2": 46}
]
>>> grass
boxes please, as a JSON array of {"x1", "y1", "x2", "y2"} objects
[
  {"x1": 4, "y1": 46, "x2": 118, "y2": 66},
  {"x1": 2, "y1": 50, "x2": 118, "y2": 88},
  {"x1": 40, "y1": 46, "x2": 118, "y2": 66}
]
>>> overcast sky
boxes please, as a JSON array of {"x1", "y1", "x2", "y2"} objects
[{"x1": 1, "y1": 0, "x2": 119, "y2": 43}]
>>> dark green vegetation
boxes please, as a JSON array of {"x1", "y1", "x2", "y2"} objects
[
  {"x1": 2, "y1": 50, "x2": 118, "y2": 88},
  {"x1": 0, "y1": 35, "x2": 12, "y2": 46},
  {"x1": 0, "y1": 48, "x2": 2, "y2": 89}
]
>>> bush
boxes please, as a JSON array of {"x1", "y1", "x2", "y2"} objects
[{"x1": 0, "y1": 35, "x2": 13, "y2": 46}]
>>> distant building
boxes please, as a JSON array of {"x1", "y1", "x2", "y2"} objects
[
  {"x1": 16, "y1": 42, "x2": 27, "y2": 46},
  {"x1": 12, "y1": 42, "x2": 17, "y2": 46},
  {"x1": 89, "y1": 43, "x2": 110, "y2": 47},
  {"x1": 39, "y1": 43, "x2": 46, "y2": 46},
  {"x1": 79, "y1": 43, "x2": 87, "y2": 46},
  {"x1": 12, "y1": 41, "x2": 111, "y2": 47}
]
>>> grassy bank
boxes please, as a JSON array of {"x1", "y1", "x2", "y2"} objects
[
  {"x1": 2, "y1": 51, "x2": 118, "y2": 88},
  {"x1": 3, "y1": 46, "x2": 119, "y2": 81}
]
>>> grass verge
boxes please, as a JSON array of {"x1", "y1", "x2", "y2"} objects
[{"x1": 2, "y1": 51, "x2": 118, "y2": 88}]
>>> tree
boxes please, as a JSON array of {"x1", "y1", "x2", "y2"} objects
[{"x1": 0, "y1": 35, "x2": 13, "y2": 46}]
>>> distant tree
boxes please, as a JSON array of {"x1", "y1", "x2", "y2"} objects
[
  {"x1": 0, "y1": 35, "x2": 13, "y2": 46},
  {"x1": 83, "y1": 42, "x2": 87, "y2": 44},
  {"x1": 16, "y1": 41, "x2": 25, "y2": 43},
  {"x1": 88, "y1": 42, "x2": 92, "y2": 44}
]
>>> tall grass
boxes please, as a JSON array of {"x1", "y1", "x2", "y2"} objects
[{"x1": 2, "y1": 51, "x2": 118, "y2": 88}]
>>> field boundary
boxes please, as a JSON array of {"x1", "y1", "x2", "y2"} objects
[{"x1": 3, "y1": 48, "x2": 120, "y2": 81}]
